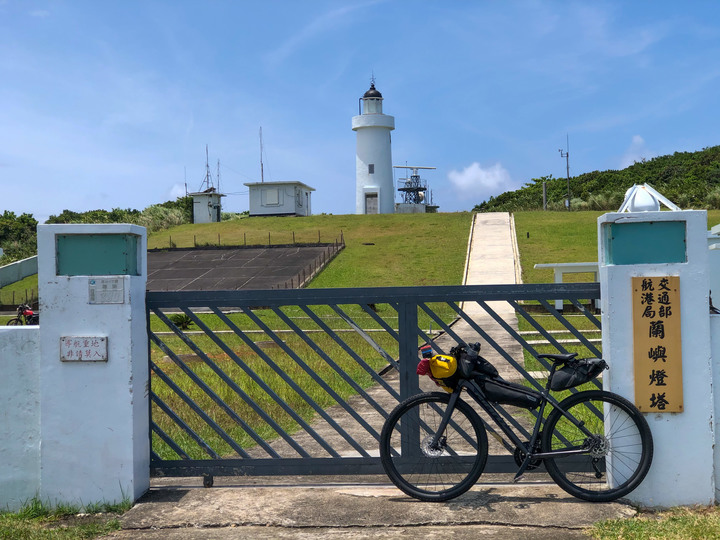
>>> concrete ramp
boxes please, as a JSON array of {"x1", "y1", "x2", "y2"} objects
[{"x1": 436, "y1": 212, "x2": 525, "y2": 380}]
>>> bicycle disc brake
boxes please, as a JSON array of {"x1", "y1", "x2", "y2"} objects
[{"x1": 421, "y1": 435, "x2": 447, "y2": 458}]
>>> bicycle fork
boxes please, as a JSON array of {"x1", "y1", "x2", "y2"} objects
[{"x1": 427, "y1": 389, "x2": 463, "y2": 452}]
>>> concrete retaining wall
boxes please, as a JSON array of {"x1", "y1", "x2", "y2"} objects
[{"x1": 0, "y1": 256, "x2": 38, "y2": 288}]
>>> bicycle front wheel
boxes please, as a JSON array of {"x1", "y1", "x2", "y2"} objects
[
  {"x1": 380, "y1": 392, "x2": 488, "y2": 502},
  {"x1": 542, "y1": 389, "x2": 653, "y2": 502}
]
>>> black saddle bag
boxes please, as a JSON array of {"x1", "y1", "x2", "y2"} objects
[
  {"x1": 479, "y1": 378, "x2": 542, "y2": 409},
  {"x1": 549, "y1": 358, "x2": 607, "y2": 391}
]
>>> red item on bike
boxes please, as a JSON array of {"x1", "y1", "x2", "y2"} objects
[{"x1": 416, "y1": 357, "x2": 431, "y2": 375}]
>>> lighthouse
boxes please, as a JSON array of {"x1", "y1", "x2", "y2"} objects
[{"x1": 352, "y1": 81, "x2": 395, "y2": 214}]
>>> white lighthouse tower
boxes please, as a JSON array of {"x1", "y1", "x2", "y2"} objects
[{"x1": 352, "y1": 81, "x2": 395, "y2": 214}]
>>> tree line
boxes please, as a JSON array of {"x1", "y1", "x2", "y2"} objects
[
  {"x1": 0, "y1": 197, "x2": 194, "y2": 265},
  {"x1": 474, "y1": 145, "x2": 720, "y2": 212}
]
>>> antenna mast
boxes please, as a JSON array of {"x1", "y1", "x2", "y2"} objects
[
  {"x1": 558, "y1": 134, "x2": 570, "y2": 210},
  {"x1": 217, "y1": 159, "x2": 221, "y2": 194},
  {"x1": 259, "y1": 127, "x2": 265, "y2": 183},
  {"x1": 200, "y1": 144, "x2": 214, "y2": 191}
]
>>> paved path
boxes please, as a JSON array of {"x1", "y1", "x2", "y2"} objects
[
  {"x1": 110, "y1": 478, "x2": 633, "y2": 539},
  {"x1": 435, "y1": 212, "x2": 525, "y2": 380},
  {"x1": 107, "y1": 213, "x2": 634, "y2": 539}
]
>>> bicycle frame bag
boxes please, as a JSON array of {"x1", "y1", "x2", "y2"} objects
[
  {"x1": 549, "y1": 357, "x2": 608, "y2": 391},
  {"x1": 479, "y1": 378, "x2": 541, "y2": 409}
]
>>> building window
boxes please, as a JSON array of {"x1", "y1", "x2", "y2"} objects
[
  {"x1": 262, "y1": 188, "x2": 280, "y2": 206},
  {"x1": 368, "y1": 164, "x2": 375, "y2": 174}
]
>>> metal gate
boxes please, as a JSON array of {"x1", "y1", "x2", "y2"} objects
[{"x1": 147, "y1": 283, "x2": 601, "y2": 479}]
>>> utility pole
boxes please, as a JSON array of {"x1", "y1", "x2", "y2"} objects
[{"x1": 558, "y1": 135, "x2": 570, "y2": 210}]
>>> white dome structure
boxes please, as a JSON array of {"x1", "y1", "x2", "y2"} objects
[{"x1": 352, "y1": 82, "x2": 395, "y2": 214}]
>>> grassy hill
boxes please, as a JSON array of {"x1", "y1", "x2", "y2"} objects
[
  {"x1": 5, "y1": 209, "x2": 720, "y2": 308},
  {"x1": 147, "y1": 213, "x2": 474, "y2": 288},
  {"x1": 476, "y1": 145, "x2": 720, "y2": 212}
]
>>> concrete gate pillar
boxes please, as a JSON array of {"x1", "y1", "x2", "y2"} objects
[
  {"x1": 37, "y1": 224, "x2": 149, "y2": 506},
  {"x1": 598, "y1": 210, "x2": 714, "y2": 507}
]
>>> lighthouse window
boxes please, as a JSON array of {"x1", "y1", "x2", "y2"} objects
[{"x1": 368, "y1": 164, "x2": 375, "y2": 174}]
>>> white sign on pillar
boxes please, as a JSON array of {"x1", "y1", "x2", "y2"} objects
[{"x1": 598, "y1": 210, "x2": 714, "y2": 507}]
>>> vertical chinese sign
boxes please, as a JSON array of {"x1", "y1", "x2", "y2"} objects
[{"x1": 632, "y1": 276, "x2": 683, "y2": 412}]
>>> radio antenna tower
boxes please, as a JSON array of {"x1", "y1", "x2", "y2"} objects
[
  {"x1": 393, "y1": 166, "x2": 436, "y2": 205},
  {"x1": 199, "y1": 144, "x2": 216, "y2": 192}
]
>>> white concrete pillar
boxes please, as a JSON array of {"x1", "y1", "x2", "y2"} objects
[
  {"x1": 0, "y1": 327, "x2": 40, "y2": 511},
  {"x1": 598, "y1": 210, "x2": 714, "y2": 507},
  {"x1": 37, "y1": 224, "x2": 149, "y2": 506}
]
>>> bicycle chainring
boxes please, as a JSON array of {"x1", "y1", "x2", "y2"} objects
[{"x1": 514, "y1": 440, "x2": 543, "y2": 470}]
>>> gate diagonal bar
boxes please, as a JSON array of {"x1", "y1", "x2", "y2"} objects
[{"x1": 147, "y1": 283, "x2": 602, "y2": 479}]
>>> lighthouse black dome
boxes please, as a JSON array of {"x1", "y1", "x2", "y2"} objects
[{"x1": 363, "y1": 83, "x2": 382, "y2": 98}]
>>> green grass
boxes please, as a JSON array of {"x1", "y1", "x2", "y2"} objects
[
  {"x1": 590, "y1": 506, "x2": 720, "y2": 539},
  {"x1": 514, "y1": 211, "x2": 604, "y2": 284},
  {"x1": 148, "y1": 212, "x2": 473, "y2": 287},
  {"x1": 515, "y1": 210, "x2": 720, "y2": 284},
  {"x1": 0, "y1": 273, "x2": 38, "y2": 307},
  {"x1": 0, "y1": 497, "x2": 130, "y2": 539}
]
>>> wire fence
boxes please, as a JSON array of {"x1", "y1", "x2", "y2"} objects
[{"x1": 0, "y1": 289, "x2": 38, "y2": 311}]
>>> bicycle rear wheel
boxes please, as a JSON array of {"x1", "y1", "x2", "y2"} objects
[
  {"x1": 380, "y1": 392, "x2": 488, "y2": 502},
  {"x1": 542, "y1": 389, "x2": 653, "y2": 502}
]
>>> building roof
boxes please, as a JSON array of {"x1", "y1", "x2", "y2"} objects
[
  {"x1": 243, "y1": 181, "x2": 315, "y2": 191},
  {"x1": 363, "y1": 83, "x2": 382, "y2": 99},
  {"x1": 188, "y1": 187, "x2": 225, "y2": 197}
]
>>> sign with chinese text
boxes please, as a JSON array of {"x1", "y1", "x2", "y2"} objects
[
  {"x1": 632, "y1": 276, "x2": 682, "y2": 412},
  {"x1": 60, "y1": 336, "x2": 108, "y2": 362},
  {"x1": 88, "y1": 277, "x2": 124, "y2": 304}
]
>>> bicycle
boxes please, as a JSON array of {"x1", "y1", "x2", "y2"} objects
[
  {"x1": 379, "y1": 342, "x2": 653, "y2": 503},
  {"x1": 6, "y1": 303, "x2": 39, "y2": 325}
]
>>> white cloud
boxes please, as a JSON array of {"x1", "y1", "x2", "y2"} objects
[
  {"x1": 620, "y1": 135, "x2": 655, "y2": 169},
  {"x1": 447, "y1": 162, "x2": 513, "y2": 198},
  {"x1": 169, "y1": 183, "x2": 187, "y2": 200},
  {"x1": 29, "y1": 9, "x2": 50, "y2": 17}
]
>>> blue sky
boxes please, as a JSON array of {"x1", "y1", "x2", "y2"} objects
[{"x1": 2, "y1": 1, "x2": 720, "y2": 221}]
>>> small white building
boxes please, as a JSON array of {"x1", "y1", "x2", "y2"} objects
[
  {"x1": 189, "y1": 188, "x2": 225, "y2": 224},
  {"x1": 244, "y1": 181, "x2": 315, "y2": 217}
]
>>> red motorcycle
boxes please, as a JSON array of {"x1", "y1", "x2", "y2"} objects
[{"x1": 6, "y1": 304, "x2": 39, "y2": 325}]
